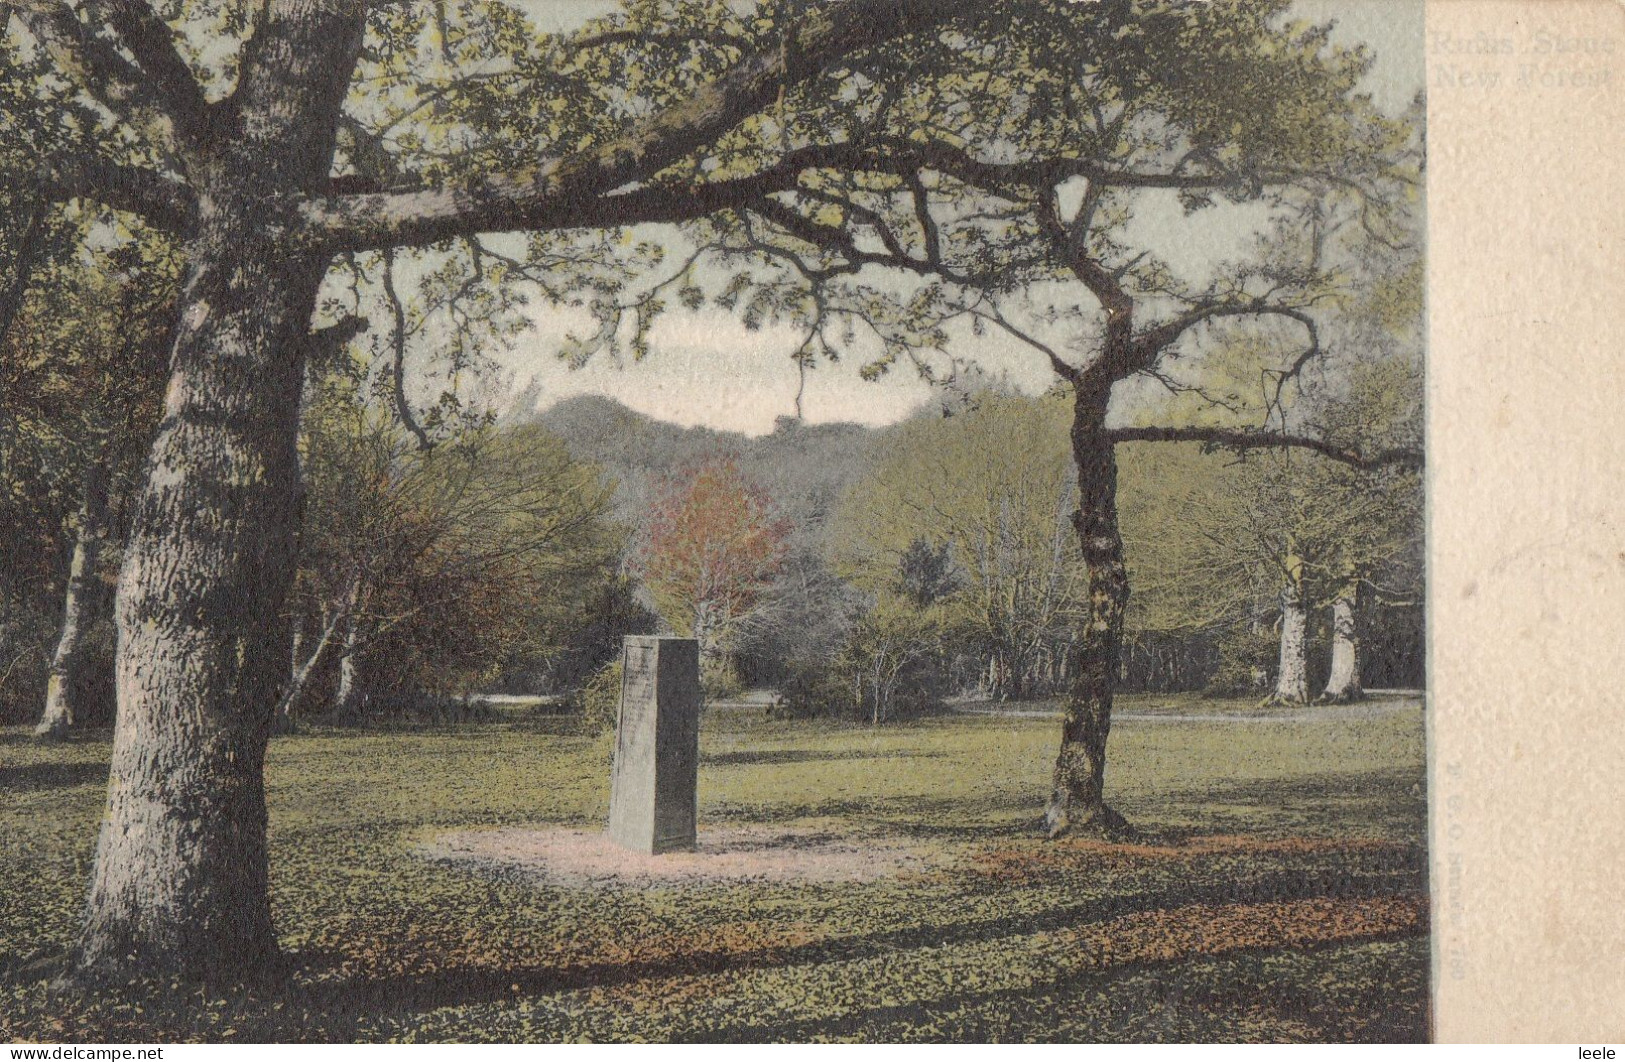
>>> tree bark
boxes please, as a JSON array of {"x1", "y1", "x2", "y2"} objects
[
  {"x1": 1008, "y1": 647, "x2": 1032, "y2": 701},
  {"x1": 35, "y1": 462, "x2": 110, "y2": 741},
  {"x1": 0, "y1": 199, "x2": 48, "y2": 349},
  {"x1": 68, "y1": 4, "x2": 366, "y2": 988},
  {"x1": 75, "y1": 217, "x2": 322, "y2": 988},
  {"x1": 1272, "y1": 568, "x2": 1310, "y2": 704},
  {"x1": 1045, "y1": 385, "x2": 1131, "y2": 838},
  {"x1": 1321, "y1": 579, "x2": 1363, "y2": 702}
]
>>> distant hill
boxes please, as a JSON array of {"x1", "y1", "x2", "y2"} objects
[{"x1": 528, "y1": 395, "x2": 886, "y2": 545}]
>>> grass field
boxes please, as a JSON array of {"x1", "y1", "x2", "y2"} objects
[{"x1": 0, "y1": 694, "x2": 1429, "y2": 1043}]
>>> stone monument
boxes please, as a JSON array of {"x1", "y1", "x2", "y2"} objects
[{"x1": 608, "y1": 635, "x2": 700, "y2": 854}]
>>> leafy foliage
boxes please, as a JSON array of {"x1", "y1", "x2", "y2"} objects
[
  {"x1": 637, "y1": 456, "x2": 791, "y2": 666},
  {"x1": 831, "y1": 392, "x2": 1085, "y2": 700},
  {"x1": 573, "y1": 660, "x2": 624, "y2": 738},
  {"x1": 289, "y1": 381, "x2": 623, "y2": 720},
  {"x1": 0, "y1": 211, "x2": 176, "y2": 724}
]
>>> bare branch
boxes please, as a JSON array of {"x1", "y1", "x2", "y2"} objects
[
  {"x1": 301, "y1": 161, "x2": 811, "y2": 251},
  {"x1": 1134, "y1": 364, "x2": 1245, "y2": 416},
  {"x1": 1106, "y1": 426, "x2": 1423, "y2": 472},
  {"x1": 1136, "y1": 301, "x2": 1319, "y2": 358},
  {"x1": 968, "y1": 306, "x2": 1082, "y2": 385},
  {"x1": 381, "y1": 249, "x2": 433, "y2": 451},
  {"x1": 903, "y1": 170, "x2": 941, "y2": 264}
]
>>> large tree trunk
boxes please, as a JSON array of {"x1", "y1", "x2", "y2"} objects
[
  {"x1": 35, "y1": 462, "x2": 110, "y2": 741},
  {"x1": 1321, "y1": 579, "x2": 1363, "y2": 702},
  {"x1": 74, "y1": 222, "x2": 321, "y2": 988},
  {"x1": 1045, "y1": 386, "x2": 1131, "y2": 838},
  {"x1": 69, "y1": 5, "x2": 365, "y2": 988},
  {"x1": 1272, "y1": 566, "x2": 1310, "y2": 704}
]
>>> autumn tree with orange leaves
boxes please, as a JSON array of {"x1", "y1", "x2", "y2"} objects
[{"x1": 638, "y1": 458, "x2": 790, "y2": 680}]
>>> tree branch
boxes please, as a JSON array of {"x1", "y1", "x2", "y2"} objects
[
  {"x1": 300, "y1": 155, "x2": 816, "y2": 251},
  {"x1": 295, "y1": 0, "x2": 961, "y2": 250},
  {"x1": 1133, "y1": 301, "x2": 1323, "y2": 427},
  {"x1": 90, "y1": 0, "x2": 214, "y2": 147},
  {"x1": 1034, "y1": 182, "x2": 1131, "y2": 326},
  {"x1": 1135, "y1": 298, "x2": 1320, "y2": 357},
  {"x1": 968, "y1": 306, "x2": 1082, "y2": 385},
  {"x1": 8, "y1": 2, "x2": 182, "y2": 151},
  {"x1": 33, "y1": 153, "x2": 197, "y2": 231},
  {"x1": 1106, "y1": 426, "x2": 1423, "y2": 472},
  {"x1": 381, "y1": 249, "x2": 433, "y2": 452}
]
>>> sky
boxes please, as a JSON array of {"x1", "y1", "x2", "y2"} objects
[{"x1": 490, "y1": 0, "x2": 1427, "y2": 436}]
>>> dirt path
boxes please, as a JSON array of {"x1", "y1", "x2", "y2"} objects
[
  {"x1": 954, "y1": 695, "x2": 1423, "y2": 724},
  {"x1": 420, "y1": 824, "x2": 952, "y2": 887}
]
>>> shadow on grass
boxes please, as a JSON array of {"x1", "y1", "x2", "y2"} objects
[
  {"x1": 704, "y1": 748, "x2": 948, "y2": 768},
  {"x1": 695, "y1": 766, "x2": 1425, "y2": 849},
  {"x1": 0, "y1": 761, "x2": 109, "y2": 793},
  {"x1": 0, "y1": 727, "x2": 112, "y2": 748},
  {"x1": 290, "y1": 854, "x2": 1424, "y2": 1022},
  {"x1": 689, "y1": 933, "x2": 1427, "y2": 1043},
  {"x1": 1143, "y1": 769, "x2": 1427, "y2": 843},
  {"x1": 699, "y1": 795, "x2": 1040, "y2": 840}
]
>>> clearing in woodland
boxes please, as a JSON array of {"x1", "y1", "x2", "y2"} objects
[{"x1": 0, "y1": 694, "x2": 1427, "y2": 1043}]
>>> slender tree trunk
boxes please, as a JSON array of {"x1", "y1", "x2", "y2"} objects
[
  {"x1": 68, "y1": 6, "x2": 365, "y2": 988},
  {"x1": 276, "y1": 606, "x2": 345, "y2": 728},
  {"x1": 277, "y1": 620, "x2": 306, "y2": 733},
  {"x1": 35, "y1": 462, "x2": 110, "y2": 741},
  {"x1": 1046, "y1": 385, "x2": 1131, "y2": 838},
  {"x1": 289, "y1": 622, "x2": 305, "y2": 684},
  {"x1": 1272, "y1": 564, "x2": 1310, "y2": 704},
  {"x1": 1009, "y1": 648, "x2": 1030, "y2": 701},
  {"x1": 331, "y1": 616, "x2": 364, "y2": 723},
  {"x1": 1322, "y1": 578, "x2": 1363, "y2": 702},
  {"x1": 285, "y1": 576, "x2": 363, "y2": 726}
]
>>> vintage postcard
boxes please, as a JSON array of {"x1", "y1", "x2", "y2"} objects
[
  {"x1": 1425, "y1": 0, "x2": 1622, "y2": 1044},
  {"x1": 0, "y1": 0, "x2": 1616, "y2": 1047}
]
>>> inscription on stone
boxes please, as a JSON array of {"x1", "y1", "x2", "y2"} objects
[{"x1": 608, "y1": 636, "x2": 700, "y2": 854}]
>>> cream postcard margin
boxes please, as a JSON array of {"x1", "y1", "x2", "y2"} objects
[{"x1": 1427, "y1": 0, "x2": 1624, "y2": 1042}]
